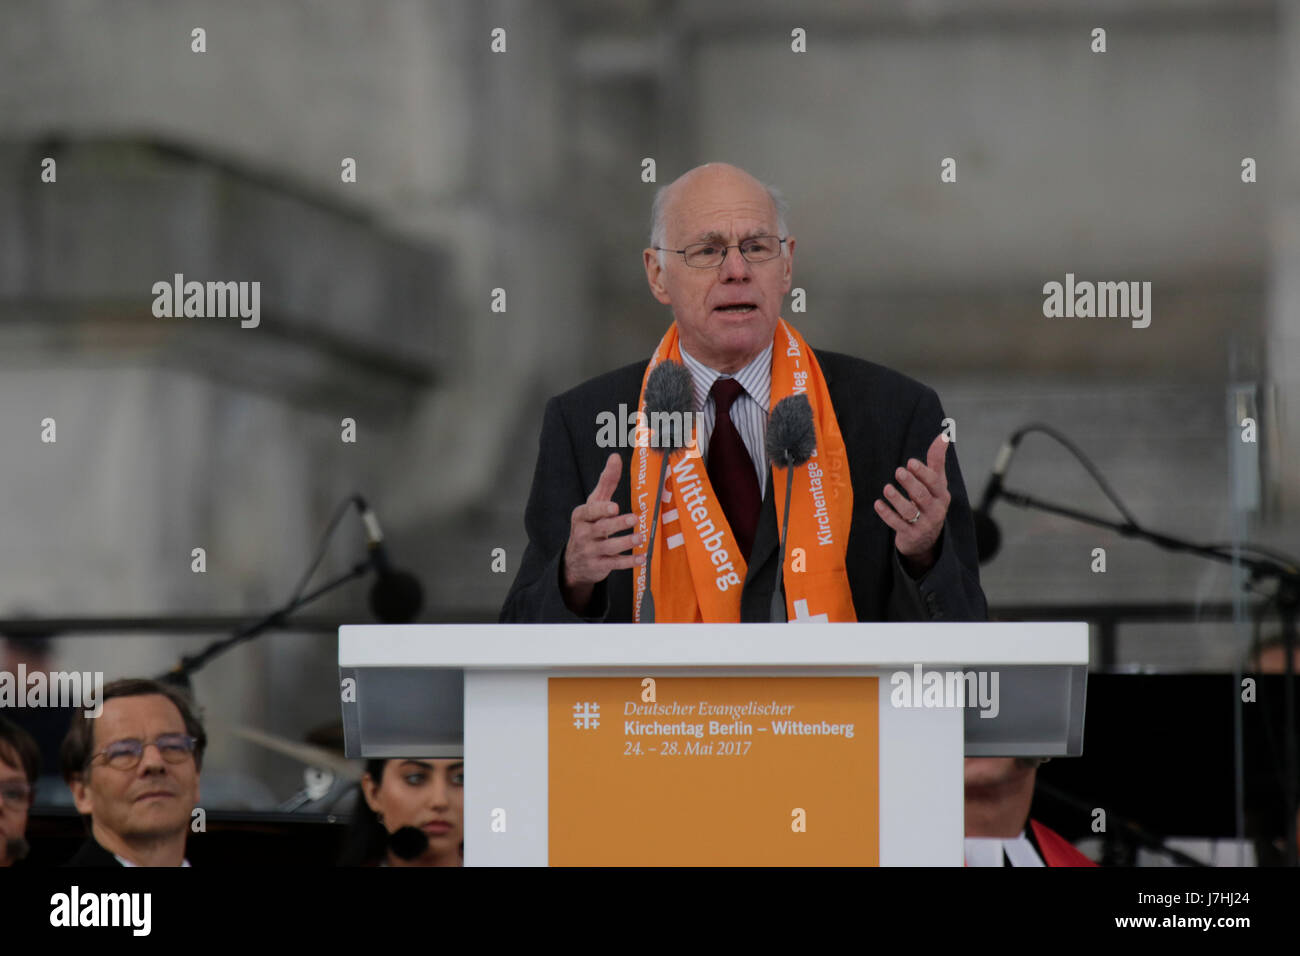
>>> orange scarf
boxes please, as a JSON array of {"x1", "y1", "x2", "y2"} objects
[{"x1": 631, "y1": 319, "x2": 856, "y2": 622}]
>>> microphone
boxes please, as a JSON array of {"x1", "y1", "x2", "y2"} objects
[
  {"x1": 973, "y1": 430, "x2": 1024, "y2": 564},
  {"x1": 638, "y1": 360, "x2": 695, "y2": 623},
  {"x1": 388, "y1": 825, "x2": 429, "y2": 862},
  {"x1": 765, "y1": 394, "x2": 817, "y2": 622},
  {"x1": 353, "y1": 496, "x2": 424, "y2": 623},
  {"x1": 4, "y1": 837, "x2": 30, "y2": 864}
]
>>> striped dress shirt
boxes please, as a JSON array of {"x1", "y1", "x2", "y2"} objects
[{"x1": 678, "y1": 342, "x2": 772, "y2": 497}]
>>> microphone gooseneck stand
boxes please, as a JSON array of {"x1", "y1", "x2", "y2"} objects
[
  {"x1": 1032, "y1": 779, "x2": 1210, "y2": 867},
  {"x1": 639, "y1": 448, "x2": 671, "y2": 624},
  {"x1": 161, "y1": 492, "x2": 409, "y2": 687},
  {"x1": 163, "y1": 558, "x2": 372, "y2": 688},
  {"x1": 769, "y1": 462, "x2": 796, "y2": 623},
  {"x1": 986, "y1": 423, "x2": 1300, "y2": 865},
  {"x1": 637, "y1": 359, "x2": 696, "y2": 624}
]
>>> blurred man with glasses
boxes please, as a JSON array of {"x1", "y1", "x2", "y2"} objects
[
  {"x1": 0, "y1": 715, "x2": 40, "y2": 866},
  {"x1": 60, "y1": 678, "x2": 205, "y2": 867}
]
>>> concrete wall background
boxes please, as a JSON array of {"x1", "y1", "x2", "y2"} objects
[{"x1": 0, "y1": 0, "x2": 1293, "y2": 806}]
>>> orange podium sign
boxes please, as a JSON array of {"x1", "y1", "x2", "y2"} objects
[{"x1": 548, "y1": 676, "x2": 879, "y2": 866}]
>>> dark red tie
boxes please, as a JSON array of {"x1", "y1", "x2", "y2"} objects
[{"x1": 707, "y1": 377, "x2": 761, "y2": 563}]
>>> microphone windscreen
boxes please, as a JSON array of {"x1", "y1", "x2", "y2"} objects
[
  {"x1": 388, "y1": 826, "x2": 429, "y2": 861},
  {"x1": 5, "y1": 837, "x2": 29, "y2": 863},
  {"x1": 369, "y1": 571, "x2": 424, "y2": 623},
  {"x1": 765, "y1": 394, "x2": 816, "y2": 467},
  {"x1": 642, "y1": 360, "x2": 695, "y2": 449}
]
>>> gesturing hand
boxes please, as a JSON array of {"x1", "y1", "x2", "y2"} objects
[
  {"x1": 561, "y1": 453, "x2": 646, "y2": 613},
  {"x1": 873, "y1": 433, "x2": 951, "y2": 576}
]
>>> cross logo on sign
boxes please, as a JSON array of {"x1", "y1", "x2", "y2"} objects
[
  {"x1": 792, "y1": 599, "x2": 828, "y2": 623},
  {"x1": 572, "y1": 701, "x2": 600, "y2": 729}
]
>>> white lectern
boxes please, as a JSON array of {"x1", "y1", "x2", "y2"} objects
[{"x1": 338, "y1": 622, "x2": 1087, "y2": 866}]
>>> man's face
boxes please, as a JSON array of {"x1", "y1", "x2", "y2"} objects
[
  {"x1": 69, "y1": 695, "x2": 200, "y2": 845},
  {"x1": 644, "y1": 167, "x2": 794, "y2": 374},
  {"x1": 964, "y1": 756, "x2": 1029, "y2": 790},
  {"x1": 0, "y1": 748, "x2": 31, "y2": 866}
]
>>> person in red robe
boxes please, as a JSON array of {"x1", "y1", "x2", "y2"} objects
[{"x1": 965, "y1": 756, "x2": 1097, "y2": 867}]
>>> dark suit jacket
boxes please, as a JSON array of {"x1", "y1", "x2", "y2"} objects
[
  {"x1": 500, "y1": 348, "x2": 987, "y2": 624},
  {"x1": 64, "y1": 838, "x2": 124, "y2": 867}
]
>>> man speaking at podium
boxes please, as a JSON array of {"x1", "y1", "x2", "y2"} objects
[{"x1": 501, "y1": 163, "x2": 986, "y2": 625}]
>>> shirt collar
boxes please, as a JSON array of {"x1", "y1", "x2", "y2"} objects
[
  {"x1": 963, "y1": 831, "x2": 1045, "y2": 867},
  {"x1": 678, "y1": 341, "x2": 773, "y2": 413},
  {"x1": 114, "y1": 853, "x2": 192, "y2": 867}
]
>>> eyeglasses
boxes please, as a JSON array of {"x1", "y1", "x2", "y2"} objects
[
  {"x1": 0, "y1": 782, "x2": 33, "y2": 809},
  {"x1": 89, "y1": 734, "x2": 197, "y2": 771},
  {"x1": 654, "y1": 235, "x2": 787, "y2": 269}
]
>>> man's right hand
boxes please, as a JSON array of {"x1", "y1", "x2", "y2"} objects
[{"x1": 561, "y1": 452, "x2": 646, "y2": 614}]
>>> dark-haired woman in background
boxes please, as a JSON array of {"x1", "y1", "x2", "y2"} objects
[{"x1": 339, "y1": 758, "x2": 463, "y2": 866}]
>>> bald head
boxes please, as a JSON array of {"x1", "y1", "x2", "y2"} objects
[
  {"x1": 649, "y1": 163, "x2": 788, "y2": 264},
  {"x1": 643, "y1": 163, "x2": 795, "y2": 374}
]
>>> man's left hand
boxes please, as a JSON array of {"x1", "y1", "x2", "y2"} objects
[{"x1": 873, "y1": 433, "x2": 951, "y2": 576}]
